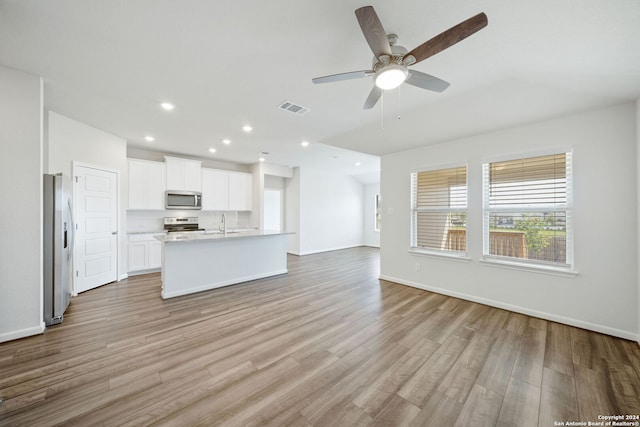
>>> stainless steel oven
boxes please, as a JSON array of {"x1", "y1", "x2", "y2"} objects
[{"x1": 163, "y1": 217, "x2": 204, "y2": 233}]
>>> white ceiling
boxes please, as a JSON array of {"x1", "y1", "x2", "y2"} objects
[{"x1": 1, "y1": 1, "x2": 639, "y2": 179}]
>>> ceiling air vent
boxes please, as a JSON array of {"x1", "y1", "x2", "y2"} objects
[{"x1": 278, "y1": 100, "x2": 310, "y2": 116}]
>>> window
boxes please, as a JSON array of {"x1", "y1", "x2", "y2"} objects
[
  {"x1": 483, "y1": 152, "x2": 573, "y2": 268},
  {"x1": 411, "y1": 165, "x2": 467, "y2": 256},
  {"x1": 375, "y1": 194, "x2": 381, "y2": 231}
]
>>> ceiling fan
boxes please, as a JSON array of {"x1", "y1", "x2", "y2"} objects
[{"x1": 312, "y1": 6, "x2": 488, "y2": 109}]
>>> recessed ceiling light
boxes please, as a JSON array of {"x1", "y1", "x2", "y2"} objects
[
  {"x1": 242, "y1": 125, "x2": 253, "y2": 133},
  {"x1": 160, "y1": 102, "x2": 175, "y2": 111},
  {"x1": 355, "y1": 162, "x2": 361, "y2": 166},
  {"x1": 258, "y1": 157, "x2": 265, "y2": 162},
  {"x1": 301, "y1": 141, "x2": 310, "y2": 147},
  {"x1": 222, "y1": 139, "x2": 231, "y2": 145},
  {"x1": 144, "y1": 135, "x2": 155, "y2": 142},
  {"x1": 209, "y1": 148, "x2": 217, "y2": 153}
]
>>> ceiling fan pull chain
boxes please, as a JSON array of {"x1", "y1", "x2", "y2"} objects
[
  {"x1": 397, "y1": 86, "x2": 402, "y2": 120},
  {"x1": 380, "y1": 91, "x2": 385, "y2": 130}
]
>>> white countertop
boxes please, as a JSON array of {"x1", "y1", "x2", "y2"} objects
[
  {"x1": 127, "y1": 230, "x2": 167, "y2": 235},
  {"x1": 155, "y1": 229, "x2": 293, "y2": 243}
]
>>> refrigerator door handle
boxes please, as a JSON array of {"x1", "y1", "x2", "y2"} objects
[{"x1": 68, "y1": 198, "x2": 75, "y2": 259}]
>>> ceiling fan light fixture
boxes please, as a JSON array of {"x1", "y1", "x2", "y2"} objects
[{"x1": 375, "y1": 64, "x2": 408, "y2": 90}]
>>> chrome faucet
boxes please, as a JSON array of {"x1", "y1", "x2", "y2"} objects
[{"x1": 219, "y1": 213, "x2": 226, "y2": 233}]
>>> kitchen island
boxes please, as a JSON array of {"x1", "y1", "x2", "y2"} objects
[{"x1": 154, "y1": 230, "x2": 292, "y2": 299}]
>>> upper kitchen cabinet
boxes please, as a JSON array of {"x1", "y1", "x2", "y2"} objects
[
  {"x1": 128, "y1": 159, "x2": 166, "y2": 210},
  {"x1": 228, "y1": 172, "x2": 253, "y2": 211},
  {"x1": 201, "y1": 169, "x2": 252, "y2": 211},
  {"x1": 202, "y1": 168, "x2": 229, "y2": 211},
  {"x1": 165, "y1": 156, "x2": 202, "y2": 192}
]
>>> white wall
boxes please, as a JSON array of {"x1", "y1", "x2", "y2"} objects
[
  {"x1": 363, "y1": 183, "x2": 381, "y2": 247},
  {"x1": 264, "y1": 175, "x2": 285, "y2": 232},
  {"x1": 0, "y1": 66, "x2": 43, "y2": 342},
  {"x1": 251, "y1": 162, "x2": 295, "y2": 230},
  {"x1": 637, "y1": 98, "x2": 640, "y2": 344},
  {"x1": 127, "y1": 146, "x2": 252, "y2": 173},
  {"x1": 381, "y1": 103, "x2": 638, "y2": 340},
  {"x1": 285, "y1": 168, "x2": 301, "y2": 254},
  {"x1": 297, "y1": 168, "x2": 364, "y2": 255},
  {"x1": 48, "y1": 112, "x2": 128, "y2": 281}
]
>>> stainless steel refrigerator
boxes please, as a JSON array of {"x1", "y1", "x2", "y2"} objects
[{"x1": 43, "y1": 173, "x2": 74, "y2": 326}]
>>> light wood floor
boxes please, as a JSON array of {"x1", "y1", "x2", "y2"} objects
[{"x1": 1, "y1": 247, "x2": 639, "y2": 426}]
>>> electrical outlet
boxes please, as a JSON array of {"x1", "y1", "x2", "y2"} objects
[{"x1": 415, "y1": 262, "x2": 421, "y2": 272}]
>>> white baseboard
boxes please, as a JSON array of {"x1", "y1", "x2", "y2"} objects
[
  {"x1": 126, "y1": 269, "x2": 160, "y2": 277},
  {"x1": 379, "y1": 274, "x2": 638, "y2": 342},
  {"x1": 0, "y1": 322, "x2": 45, "y2": 343}
]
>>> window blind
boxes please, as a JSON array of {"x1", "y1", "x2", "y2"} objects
[
  {"x1": 483, "y1": 152, "x2": 572, "y2": 267},
  {"x1": 411, "y1": 166, "x2": 467, "y2": 254}
]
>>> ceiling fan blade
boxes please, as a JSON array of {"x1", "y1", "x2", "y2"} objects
[
  {"x1": 312, "y1": 70, "x2": 374, "y2": 84},
  {"x1": 405, "y1": 12, "x2": 488, "y2": 65},
  {"x1": 363, "y1": 86, "x2": 382, "y2": 109},
  {"x1": 355, "y1": 6, "x2": 392, "y2": 59},
  {"x1": 405, "y1": 71, "x2": 450, "y2": 92}
]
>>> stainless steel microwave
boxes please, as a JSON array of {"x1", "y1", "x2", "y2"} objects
[{"x1": 165, "y1": 191, "x2": 202, "y2": 210}]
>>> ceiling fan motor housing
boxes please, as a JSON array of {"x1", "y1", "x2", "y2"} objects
[{"x1": 372, "y1": 41, "x2": 408, "y2": 69}]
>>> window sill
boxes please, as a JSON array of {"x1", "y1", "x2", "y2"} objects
[
  {"x1": 481, "y1": 257, "x2": 578, "y2": 278},
  {"x1": 409, "y1": 248, "x2": 471, "y2": 263}
]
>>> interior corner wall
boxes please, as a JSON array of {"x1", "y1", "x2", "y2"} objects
[
  {"x1": 252, "y1": 162, "x2": 295, "y2": 231},
  {"x1": 298, "y1": 168, "x2": 364, "y2": 255},
  {"x1": 285, "y1": 167, "x2": 301, "y2": 254},
  {"x1": 363, "y1": 182, "x2": 381, "y2": 247},
  {"x1": 47, "y1": 111, "x2": 128, "y2": 281},
  {"x1": 250, "y1": 163, "x2": 264, "y2": 229},
  {"x1": 637, "y1": 98, "x2": 640, "y2": 344},
  {"x1": 0, "y1": 66, "x2": 44, "y2": 342},
  {"x1": 381, "y1": 102, "x2": 638, "y2": 340}
]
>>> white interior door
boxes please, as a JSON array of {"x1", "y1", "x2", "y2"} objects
[
  {"x1": 264, "y1": 189, "x2": 282, "y2": 232},
  {"x1": 74, "y1": 165, "x2": 118, "y2": 293}
]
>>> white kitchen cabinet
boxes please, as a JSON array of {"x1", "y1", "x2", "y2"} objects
[
  {"x1": 228, "y1": 172, "x2": 253, "y2": 211},
  {"x1": 165, "y1": 156, "x2": 202, "y2": 192},
  {"x1": 148, "y1": 240, "x2": 162, "y2": 269},
  {"x1": 128, "y1": 233, "x2": 163, "y2": 273},
  {"x1": 201, "y1": 169, "x2": 252, "y2": 211},
  {"x1": 128, "y1": 241, "x2": 148, "y2": 272},
  {"x1": 201, "y1": 168, "x2": 229, "y2": 211},
  {"x1": 128, "y1": 159, "x2": 166, "y2": 210}
]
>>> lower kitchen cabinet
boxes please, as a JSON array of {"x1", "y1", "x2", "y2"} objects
[
  {"x1": 128, "y1": 233, "x2": 163, "y2": 274},
  {"x1": 148, "y1": 240, "x2": 162, "y2": 269}
]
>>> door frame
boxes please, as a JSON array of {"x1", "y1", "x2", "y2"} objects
[{"x1": 72, "y1": 161, "x2": 121, "y2": 296}]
